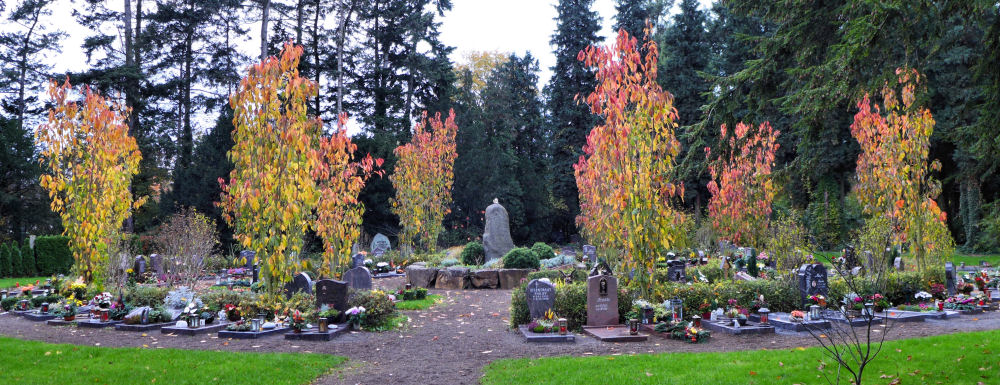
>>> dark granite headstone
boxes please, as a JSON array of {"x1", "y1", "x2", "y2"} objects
[
  {"x1": 893, "y1": 257, "x2": 904, "y2": 271},
  {"x1": 370, "y1": 233, "x2": 391, "y2": 257},
  {"x1": 586, "y1": 274, "x2": 619, "y2": 327},
  {"x1": 945, "y1": 262, "x2": 956, "y2": 296},
  {"x1": 797, "y1": 264, "x2": 829, "y2": 307},
  {"x1": 150, "y1": 254, "x2": 164, "y2": 279},
  {"x1": 525, "y1": 279, "x2": 556, "y2": 320},
  {"x1": 843, "y1": 246, "x2": 858, "y2": 268},
  {"x1": 133, "y1": 256, "x2": 147, "y2": 274},
  {"x1": 343, "y1": 266, "x2": 373, "y2": 290},
  {"x1": 314, "y1": 279, "x2": 348, "y2": 313},
  {"x1": 666, "y1": 260, "x2": 686, "y2": 282},
  {"x1": 283, "y1": 272, "x2": 313, "y2": 298},
  {"x1": 582, "y1": 244, "x2": 597, "y2": 264},
  {"x1": 351, "y1": 253, "x2": 366, "y2": 269}
]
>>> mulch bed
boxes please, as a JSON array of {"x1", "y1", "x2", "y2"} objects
[{"x1": 3, "y1": 275, "x2": 1000, "y2": 385}]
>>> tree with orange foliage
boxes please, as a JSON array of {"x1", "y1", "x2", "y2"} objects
[
  {"x1": 219, "y1": 42, "x2": 323, "y2": 291},
  {"x1": 851, "y1": 68, "x2": 953, "y2": 271},
  {"x1": 575, "y1": 28, "x2": 686, "y2": 297},
  {"x1": 36, "y1": 79, "x2": 143, "y2": 284},
  {"x1": 313, "y1": 114, "x2": 383, "y2": 278},
  {"x1": 390, "y1": 110, "x2": 458, "y2": 254},
  {"x1": 705, "y1": 122, "x2": 780, "y2": 248}
]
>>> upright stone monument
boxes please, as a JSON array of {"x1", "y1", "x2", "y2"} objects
[
  {"x1": 343, "y1": 266, "x2": 373, "y2": 290},
  {"x1": 314, "y1": 279, "x2": 348, "y2": 312},
  {"x1": 526, "y1": 279, "x2": 557, "y2": 320},
  {"x1": 133, "y1": 255, "x2": 147, "y2": 274},
  {"x1": 370, "y1": 233, "x2": 391, "y2": 257},
  {"x1": 483, "y1": 199, "x2": 515, "y2": 262},
  {"x1": 666, "y1": 260, "x2": 687, "y2": 282},
  {"x1": 945, "y1": 262, "x2": 956, "y2": 296},
  {"x1": 283, "y1": 272, "x2": 313, "y2": 298},
  {"x1": 797, "y1": 264, "x2": 829, "y2": 308},
  {"x1": 586, "y1": 274, "x2": 619, "y2": 326},
  {"x1": 582, "y1": 245, "x2": 597, "y2": 264}
]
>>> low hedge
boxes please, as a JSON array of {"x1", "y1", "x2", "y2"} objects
[
  {"x1": 34, "y1": 236, "x2": 73, "y2": 276},
  {"x1": 348, "y1": 289, "x2": 397, "y2": 330},
  {"x1": 524, "y1": 269, "x2": 588, "y2": 284}
]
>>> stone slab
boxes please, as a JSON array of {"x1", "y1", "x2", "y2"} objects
[
  {"x1": 218, "y1": 326, "x2": 290, "y2": 339},
  {"x1": 703, "y1": 320, "x2": 775, "y2": 335},
  {"x1": 47, "y1": 319, "x2": 83, "y2": 326},
  {"x1": 518, "y1": 325, "x2": 576, "y2": 343},
  {"x1": 283, "y1": 324, "x2": 351, "y2": 341},
  {"x1": 470, "y1": 269, "x2": 499, "y2": 289},
  {"x1": 821, "y1": 310, "x2": 882, "y2": 326},
  {"x1": 76, "y1": 320, "x2": 122, "y2": 329},
  {"x1": 748, "y1": 313, "x2": 830, "y2": 332},
  {"x1": 581, "y1": 325, "x2": 647, "y2": 342},
  {"x1": 161, "y1": 322, "x2": 229, "y2": 336},
  {"x1": 878, "y1": 310, "x2": 931, "y2": 323},
  {"x1": 114, "y1": 322, "x2": 175, "y2": 332},
  {"x1": 22, "y1": 312, "x2": 57, "y2": 322},
  {"x1": 406, "y1": 265, "x2": 438, "y2": 288}
]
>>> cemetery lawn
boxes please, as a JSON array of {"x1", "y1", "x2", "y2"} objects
[
  {"x1": 951, "y1": 254, "x2": 1000, "y2": 267},
  {"x1": 0, "y1": 336, "x2": 344, "y2": 385},
  {"x1": 482, "y1": 329, "x2": 1000, "y2": 385},
  {"x1": 0, "y1": 276, "x2": 48, "y2": 289},
  {"x1": 396, "y1": 294, "x2": 443, "y2": 310}
]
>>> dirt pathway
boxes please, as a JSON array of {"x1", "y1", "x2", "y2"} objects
[{"x1": 2, "y1": 279, "x2": 999, "y2": 385}]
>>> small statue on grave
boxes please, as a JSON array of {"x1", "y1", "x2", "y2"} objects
[{"x1": 588, "y1": 258, "x2": 613, "y2": 277}]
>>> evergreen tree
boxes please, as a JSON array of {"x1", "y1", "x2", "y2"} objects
[
  {"x1": 546, "y1": 0, "x2": 601, "y2": 242},
  {"x1": 0, "y1": 244, "x2": 9, "y2": 277},
  {"x1": 614, "y1": 0, "x2": 653, "y2": 39},
  {"x1": 0, "y1": 116, "x2": 57, "y2": 242},
  {"x1": 21, "y1": 240, "x2": 35, "y2": 277},
  {"x1": 10, "y1": 242, "x2": 23, "y2": 277},
  {"x1": 0, "y1": 0, "x2": 64, "y2": 129}
]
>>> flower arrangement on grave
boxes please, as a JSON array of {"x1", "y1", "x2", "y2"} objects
[
  {"x1": 944, "y1": 295, "x2": 979, "y2": 311},
  {"x1": 914, "y1": 291, "x2": 934, "y2": 303},
  {"x1": 957, "y1": 282, "x2": 975, "y2": 295},
  {"x1": 318, "y1": 305, "x2": 341, "y2": 323},
  {"x1": 289, "y1": 310, "x2": 309, "y2": 332},
  {"x1": 53, "y1": 297, "x2": 83, "y2": 320},
  {"x1": 929, "y1": 283, "x2": 946, "y2": 299},
  {"x1": 374, "y1": 261, "x2": 391, "y2": 274},
  {"x1": 224, "y1": 304, "x2": 241, "y2": 322},
  {"x1": 19, "y1": 283, "x2": 35, "y2": 296},
  {"x1": 93, "y1": 292, "x2": 113, "y2": 309},
  {"x1": 62, "y1": 279, "x2": 87, "y2": 299},
  {"x1": 974, "y1": 272, "x2": 990, "y2": 292},
  {"x1": 226, "y1": 321, "x2": 252, "y2": 331},
  {"x1": 867, "y1": 293, "x2": 890, "y2": 312},
  {"x1": 807, "y1": 294, "x2": 827, "y2": 307},
  {"x1": 750, "y1": 295, "x2": 768, "y2": 313},
  {"x1": 657, "y1": 321, "x2": 711, "y2": 343},
  {"x1": 346, "y1": 306, "x2": 366, "y2": 327},
  {"x1": 843, "y1": 293, "x2": 864, "y2": 311},
  {"x1": 789, "y1": 310, "x2": 805, "y2": 322}
]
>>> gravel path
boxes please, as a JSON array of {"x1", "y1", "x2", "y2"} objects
[{"x1": 2, "y1": 278, "x2": 999, "y2": 385}]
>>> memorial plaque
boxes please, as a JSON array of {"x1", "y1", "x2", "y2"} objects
[
  {"x1": 666, "y1": 260, "x2": 686, "y2": 282},
  {"x1": 797, "y1": 264, "x2": 829, "y2": 307},
  {"x1": 525, "y1": 279, "x2": 556, "y2": 320},
  {"x1": 582, "y1": 244, "x2": 597, "y2": 264},
  {"x1": 586, "y1": 275, "x2": 619, "y2": 326},
  {"x1": 370, "y1": 233, "x2": 391, "y2": 257},
  {"x1": 893, "y1": 257, "x2": 904, "y2": 271}
]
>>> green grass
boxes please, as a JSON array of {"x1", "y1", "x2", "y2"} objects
[
  {"x1": 482, "y1": 329, "x2": 1000, "y2": 385},
  {"x1": 950, "y1": 254, "x2": 1000, "y2": 267},
  {"x1": 364, "y1": 313, "x2": 409, "y2": 332},
  {"x1": 0, "y1": 336, "x2": 345, "y2": 385},
  {"x1": 396, "y1": 294, "x2": 442, "y2": 310},
  {"x1": 0, "y1": 277, "x2": 48, "y2": 289}
]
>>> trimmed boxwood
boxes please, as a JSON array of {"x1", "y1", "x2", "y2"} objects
[
  {"x1": 502, "y1": 247, "x2": 539, "y2": 270},
  {"x1": 9, "y1": 243, "x2": 24, "y2": 277},
  {"x1": 21, "y1": 241, "x2": 37, "y2": 276},
  {"x1": 460, "y1": 241, "x2": 485, "y2": 266},
  {"x1": 530, "y1": 242, "x2": 555, "y2": 261},
  {"x1": 34, "y1": 236, "x2": 73, "y2": 276}
]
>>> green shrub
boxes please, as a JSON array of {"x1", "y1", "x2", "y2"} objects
[
  {"x1": 531, "y1": 242, "x2": 555, "y2": 260},
  {"x1": 503, "y1": 248, "x2": 539, "y2": 269},
  {"x1": 0, "y1": 244, "x2": 10, "y2": 277},
  {"x1": 30, "y1": 294, "x2": 62, "y2": 308},
  {"x1": 415, "y1": 287, "x2": 428, "y2": 299},
  {"x1": 126, "y1": 285, "x2": 170, "y2": 307},
  {"x1": 440, "y1": 258, "x2": 459, "y2": 267},
  {"x1": 34, "y1": 236, "x2": 73, "y2": 276},
  {"x1": 348, "y1": 290, "x2": 397, "y2": 330},
  {"x1": 1, "y1": 296, "x2": 19, "y2": 310},
  {"x1": 200, "y1": 289, "x2": 257, "y2": 312},
  {"x1": 21, "y1": 241, "x2": 36, "y2": 276},
  {"x1": 9, "y1": 244, "x2": 24, "y2": 277},
  {"x1": 524, "y1": 269, "x2": 587, "y2": 286},
  {"x1": 460, "y1": 241, "x2": 485, "y2": 266}
]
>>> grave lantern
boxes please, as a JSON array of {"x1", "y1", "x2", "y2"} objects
[
  {"x1": 628, "y1": 319, "x2": 639, "y2": 335},
  {"x1": 863, "y1": 302, "x2": 875, "y2": 318},
  {"x1": 809, "y1": 305, "x2": 822, "y2": 320},
  {"x1": 99, "y1": 308, "x2": 110, "y2": 322},
  {"x1": 758, "y1": 308, "x2": 770, "y2": 325},
  {"x1": 558, "y1": 318, "x2": 567, "y2": 335},
  {"x1": 670, "y1": 298, "x2": 683, "y2": 322},
  {"x1": 405, "y1": 283, "x2": 413, "y2": 291},
  {"x1": 318, "y1": 318, "x2": 329, "y2": 332},
  {"x1": 40, "y1": 302, "x2": 50, "y2": 313},
  {"x1": 251, "y1": 318, "x2": 262, "y2": 332},
  {"x1": 937, "y1": 300, "x2": 944, "y2": 312},
  {"x1": 18, "y1": 299, "x2": 29, "y2": 311},
  {"x1": 691, "y1": 315, "x2": 702, "y2": 328},
  {"x1": 1, "y1": 290, "x2": 7, "y2": 300}
]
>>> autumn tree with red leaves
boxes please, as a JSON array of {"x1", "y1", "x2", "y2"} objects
[
  {"x1": 851, "y1": 68, "x2": 953, "y2": 271},
  {"x1": 705, "y1": 121, "x2": 780, "y2": 249},
  {"x1": 575, "y1": 28, "x2": 686, "y2": 297}
]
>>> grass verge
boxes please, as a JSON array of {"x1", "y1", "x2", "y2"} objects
[
  {"x1": 365, "y1": 313, "x2": 409, "y2": 332},
  {"x1": 482, "y1": 329, "x2": 1000, "y2": 385},
  {"x1": 0, "y1": 277, "x2": 49, "y2": 289},
  {"x1": 396, "y1": 294, "x2": 442, "y2": 311},
  {"x1": 0, "y1": 336, "x2": 344, "y2": 384}
]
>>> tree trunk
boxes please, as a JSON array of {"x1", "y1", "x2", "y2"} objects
[
  {"x1": 261, "y1": 0, "x2": 271, "y2": 61},
  {"x1": 335, "y1": 0, "x2": 356, "y2": 117},
  {"x1": 296, "y1": 0, "x2": 304, "y2": 44}
]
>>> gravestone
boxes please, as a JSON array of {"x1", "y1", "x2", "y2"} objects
[
  {"x1": 370, "y1": 233, "x2": 391, "y2": 257},
  {"x1": 525, "y1": 279, "x2": 557, "y2": 320},
  {"x1": 666, "y1": 260, "x2": 686, "y2": 282},
  {"x1": 351, "y1": 253, "x2": 366, "y2": 269},
  {"x1": 893, "y1": 257, "x2": 904, "y2": 271},
  {"x1": 561, "y1": 246, "x2": 575, "y2": 257},
  {"x1": 314, "y1": 279, "x2": 348, "y2": 313},
  {"x1": 582, "y1": 244, "x2": 597, "y2": 264},
  {"x1": 482, "y1": 199, "x2": 515, "y2": 262},
  {"x1": 797, "y1": 264, "x2": 829, "y2": 307},
  {"x1": 240, "y1": 250, "x2": 255, "y2": 270},
  {"x1": 842, "y1": 246, "x2": 858, "y2": 268},
  {"x1": 981, "y1": 260, "x2": 990, "y2": 267},
  {"x1": 283, "y1": 272, "x2": 313, "y2": 298},
  {"x1": 133, "y1": 255, "x2": 147, "y2": 274},
  {"x1": 342, "y1": 266, "x2": 373, "y2": 290},
  {"x1": 150, "y1": 254, "x2": 163, "y2": 277},
  {"x1": 864, "y1": 251, "x2": 874, "y2": 269},
  {"x1": 945, "y1": 262, "x2": 956, "y2": 296},
  {"x1": 586, "y1": 274, "x2": 619, "y2": 326}
]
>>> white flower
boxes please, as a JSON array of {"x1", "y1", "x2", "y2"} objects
[
  {"x1": 363, "y1": 259, "x2": 373, "y2": 265},
  {"x1": 915, "y1": 291, "x2": 933, "y2": 300}
]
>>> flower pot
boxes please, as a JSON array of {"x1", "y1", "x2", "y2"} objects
[
  {"x1": 736, "y1": 318, "x2": 748, "y2": 326},
  {"x1": 846, "y1": 309, "x2": 861, "y2": 318},
  {"x1": 874, "y1": 305, "x2": 885, "y2": 313},
  {"x1": 63, "y1": 315, "x2": 75, "y2": 321},
  {"x1": 293, "y1": 328, "x2": 303, "y2": 334}
]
